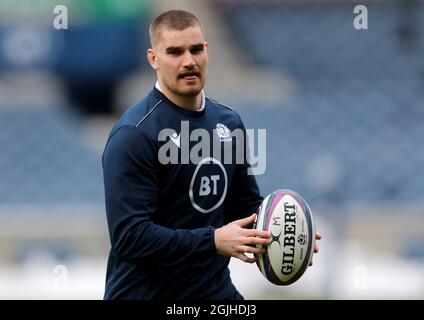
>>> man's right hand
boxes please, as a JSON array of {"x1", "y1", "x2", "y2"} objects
[{"x1": 214, "y1": 213, "x2": 271, "y2": 263}]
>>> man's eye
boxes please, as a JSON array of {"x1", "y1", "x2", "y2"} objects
[
  {"x1": 167, "y1": 49, "x2": 183, "y2": 55},
  {"x1": 191, "y1": 47, "x2": 203, "y2": 54}
]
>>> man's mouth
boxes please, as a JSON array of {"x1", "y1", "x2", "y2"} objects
[{"x1": 179, "y1": 72, "x2": 200, "y2": 80}]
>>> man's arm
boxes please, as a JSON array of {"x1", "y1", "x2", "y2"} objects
[
  {"x1": 214, "y1": 114, "x2": 271, "y2": 262},
  {"x1": 223, "y1": 114, "x2": 263, "y2": 225},
  {"x1": 103, "y1": 125, "x2": 216, "y2": 268}
]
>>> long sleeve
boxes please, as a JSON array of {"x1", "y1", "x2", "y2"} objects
[
  {"x1": 102, "y1": 125, "x2": 216, "y2": 268},
  {"x1": 223, "y1": 116, "x2": 263, "y2": 225}
]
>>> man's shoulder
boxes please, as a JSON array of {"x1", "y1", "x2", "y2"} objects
[
  {"x1": 206, "y1": 96, "x2": 244, "y2": 126},
  {"x1": 206, "y1": 96, "x2": 242, "y2": 116},
  {"x1": 110, "y1": 91, "x2": 162, "y2": 137},
  {"x1": 206, "y1": 96, "x2": 234, "y2": 111}
]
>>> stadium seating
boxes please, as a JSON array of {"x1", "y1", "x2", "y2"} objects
[
  {"x1": 1, "y1": 2, "x2": 423, "y2": 209},
  {"x1": 0, "y1": 108, "x2": 103, "y2": 206},
  {"x1": 217, "y1": 2, "x2": 424, "y2": 206}
]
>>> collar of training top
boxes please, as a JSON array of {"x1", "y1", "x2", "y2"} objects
[{"x1": 155, "y1": 81, "x2": 205, "y2": 112}]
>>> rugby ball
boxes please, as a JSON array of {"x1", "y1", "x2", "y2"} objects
[{"x1": 254, "y1": 189, "x2": 316, "y2": 285}]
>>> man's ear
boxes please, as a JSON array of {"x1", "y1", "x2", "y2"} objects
[
  {"x1": 147, "y1": 48, "x2": 159, "y2": 70},
  {"x1": 204, "y1": 42, "x2": 209, "y2": 63}
]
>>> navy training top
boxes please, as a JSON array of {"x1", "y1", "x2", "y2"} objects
[{"x1": 102, "y1": 86, "x2": 263, "y2": 300}]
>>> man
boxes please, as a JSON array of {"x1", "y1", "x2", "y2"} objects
[{"x1": 102, "y1": 10, "x2": 320, "y2": 300}]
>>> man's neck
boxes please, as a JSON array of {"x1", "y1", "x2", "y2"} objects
[{"x1": 156, "y1": 81, "x2": 204, "y2": 112}]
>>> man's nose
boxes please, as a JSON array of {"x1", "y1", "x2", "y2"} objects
[{"x1": 182, "y1": 52, "x2": 196, "y2": 68}]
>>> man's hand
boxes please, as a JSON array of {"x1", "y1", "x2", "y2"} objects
[
  {"x1": 309, "y1": 231, "x2": 322, "y2": 266},
  {"x1": 214, "y1": 213, "x2": 271, "y2": 263}
]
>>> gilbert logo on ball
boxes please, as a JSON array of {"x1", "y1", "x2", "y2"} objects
[{"x1": 254, "y1": 189, "x2": 316, "y2": 285}]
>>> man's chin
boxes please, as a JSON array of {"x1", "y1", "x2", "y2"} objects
[{"x1": 178, "y1": 85, "x2": 203, "y2": 97}]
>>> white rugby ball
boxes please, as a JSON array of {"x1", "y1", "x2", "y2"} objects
[{"x1": 254, "y1": 189, "x2": 316, "y2": 285}]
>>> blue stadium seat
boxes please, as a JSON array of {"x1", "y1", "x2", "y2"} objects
[
  {"x1": 219, "y1": 3, "x2": 424, "y2": 206},
  {"x1": 0, "y1": 109, "x2": 103, "y2": 207}
]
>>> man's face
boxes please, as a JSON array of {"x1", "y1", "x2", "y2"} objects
[{"x1": 148, "y1": 26, "x2": 208, "y2": 99}]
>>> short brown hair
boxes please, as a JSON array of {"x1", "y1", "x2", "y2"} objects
[{"x1": 149, "y1": 10, "x2": 202, "y2": 48}]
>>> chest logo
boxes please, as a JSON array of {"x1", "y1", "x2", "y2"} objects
[
  {"x1": 189, "y1": 157, "x2": 228, "y2": 214},
  {"x1": 216, "y1": 123, "x2": 231, "y2": 142}
]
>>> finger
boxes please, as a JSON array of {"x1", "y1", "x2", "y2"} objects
[
  {"x1": 314, "y1": 244, "x2": 319, "y2": 253},
  {"x1": 239, "y1": 245, "x2": 266, "y2": 255},
  {"x1": 236, "y1": 252, "x2": 256, "y2": 264},
  {"x1": 242, "y1": 228, "x2": 271, "y2": 239},
  {"x1": 234, "y1": 213, "x2": 256, "y2": 227},
  {"x1": 244, "y1": 236, "x2": 271, "y2": 246},
  {"x1": 316, "y1": 232, "x2": 322, "y2": 240},
  {"x1": 309, "y1": 258, "x2": 313, "y2": 266}
]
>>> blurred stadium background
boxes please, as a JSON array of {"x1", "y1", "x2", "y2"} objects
[{"x1": 0, "y1": 0, "x2": 423, "y2": 299}]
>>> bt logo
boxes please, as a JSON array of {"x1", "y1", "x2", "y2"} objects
[
  {"x1": 189, "y1": 157, "x2": 228, "y2": 214},
  {"x1": 199, "y1": 175, "x2": 220, "y2": 196}
]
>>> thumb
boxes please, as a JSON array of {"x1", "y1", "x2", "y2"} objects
[{"x1": 235, "y1": 213, "x2": 256, "y2": 227}]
